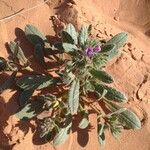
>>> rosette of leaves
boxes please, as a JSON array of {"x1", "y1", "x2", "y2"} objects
[
  {"x1": 0, "y1": 23, "x2": 141, "y2": 147},
  {"x1": 55, "y1": 24, "x2": 141, "y2": 145}
]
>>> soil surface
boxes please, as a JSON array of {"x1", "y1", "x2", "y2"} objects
[{"x1": 0, "y1": 0, "x2": 150, "y2": 150}]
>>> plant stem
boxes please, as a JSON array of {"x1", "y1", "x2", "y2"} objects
[{"x1": 81, "y1": 96, "x2": 101, "y2": 114}]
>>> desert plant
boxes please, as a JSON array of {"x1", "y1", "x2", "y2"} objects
[{"x1": 0, "y1": 23, "x2": 141, "y2": 147}]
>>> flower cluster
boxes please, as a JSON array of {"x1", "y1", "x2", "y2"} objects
[{"x1": 85, "y1": 46, "x2": 101, "y2": 58}]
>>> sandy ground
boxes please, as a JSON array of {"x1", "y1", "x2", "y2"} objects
[{"x1": 0, "y1": 0, "x2": 150, "y2": 150}]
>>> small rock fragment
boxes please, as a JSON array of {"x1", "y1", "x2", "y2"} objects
[
  {"x1": 142, "y1": 54, "x2": 150, "y2": 65},
  {"x1": 114, "y1": 16, "x2": 119, "y2": 21},
  {"x1": 131, "y1": 49, "x2": 143, "y2": 60},
  {"x1": 138, "y1": 81, "x2": 150, "y2": 101}
]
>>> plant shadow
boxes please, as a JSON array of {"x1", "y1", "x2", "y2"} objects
[
  {"x1": 0, "y1": 92, "x2": 20, "y2": 149},
  {"x1": 0, "y1": 16, "x2": 100, "y2": 149},
  {"x1": 0, "y1": 25, "x2": 62, "y2": 149},
  {"x1": 31, "y1": 111, "x2": 95, "y2": 147}
]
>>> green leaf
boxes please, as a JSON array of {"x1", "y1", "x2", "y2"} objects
[
  {"x1": 107, "y1": 108, "x2": 127, "y2": 117},
  {"x1": 105, "y1": 101, "x2": 141, "y2": 129},
  {"x1": 103, "y1": 32, "x2": 128, "y2": 60},
  {"x1": 108, "y1": 49, "x2": 119, "y2": 60},
  {"x1": 0, "y1": 72, "x2": 16, "y2": 93},
  {"x1": 101, "y1": 44, "x2": 120, "y2": 60},
  {"x1": 34, "y1": 44, "x2": 47, "y2": 68},
  {"x1": 93, "y1": 83, "x2": 127, "y2": 102},
  {"x1": 16, "y1": 75, "x2": 55, "y2": 90},
  {"x1": 90, "y1": 69, "x2": 113, "y2": 84},
  {"x1": 83, "y1": 81, "x2": 94, "y2": 94},
  {"x1": 101, "y1": 44, "x2": 116, "y2": 53},
  {"x1": 97, "y1": 89, "x2": 108, "y2": 101},
  {"x1": 110, "y1": 125, "x2": 122, "y2": 139},
  {"x1": 38, "y1": 77, "x2": 59, "y2": 90},
  {"x1": 106, "y1": 32, "x2": 128, "y2": 49},
  {"x1": 86, "y1": 39, "x2": 100, "y2": 47},
  {"x1": 53, "y1": 123, "x2": 72, "y2": 146},
  {"x1": 98, "y1": 124, "x2": 105, "y2": 145},
  {"x1": 9, "y1": 41, "x2": 28, "y2": 65},
  {"x1": 79, "y1": 25, "x2": 89, "y2": 47},
  {"x1": 62, "y1": 43, "x2": 78, "y2": 53},
  {"x1": 25, "y1": 24, "x2": 46, "y2": 45},
  {"x1": 40, "y1": 118, "x2": 54, "y2": 138},
  {"x1": 92, "y1": 53, "x2": 109, "y2": 68},
  {"x1": 0, "y1": 57, "x2": 7, "y2": 71},
  {"x1": 41, "y1": 94, "x2": 56, "y2": 102},
  {"x1": 68, "y1": 79, "x2": 80, "y2": 115},
  {"x1": 61, "y1": 31, "x2": 74, "y2": 44},
  {"x1": 79, "y1": 112, "x2": 89, "y2": 129},
  {"x1": 65, "y1": 23, "x2": 78, "y2": 44},
  {"x1": 62, "y1": 71, "x2": 75, "y2": 85},
  {"x1": 15, "y1": 98, "x2": 45, "y2": 120},
  {"x1": 19, "y1": 89, "x2": 34, "y2": 106},
  {"x1": 53, "y1": 42, "x2": 64, "y2": 52},
  {"x1": 120, "y1": 110, "x2": 141, "y2": 129}
]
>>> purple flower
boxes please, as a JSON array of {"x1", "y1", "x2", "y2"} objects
[
  {"x1": 93, "y1": 46, "x2": 101, "y2": 53},
  {"x1": 85, "y1": 46, "x2": 101, "y2": 58},
  {"x1": 85, "y1": 47, "x2": 94, "y2": 57}
]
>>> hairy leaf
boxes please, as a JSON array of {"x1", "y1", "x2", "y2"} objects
[
  {"x1": 53, "y1": 42, "x2": 64, "y2": 52},
  {"x1": 9, "y1": 41, "x2": 28, "y2": 65},
  {"x1": 41, "y1": 94, "x2": 56, "y2": 102},
  {"x1": 65, "y1": 23, "x2": 78, "y2": 44},
  {"x1": 107, "y1": 108, "x2": 127, "y2": 117},
  {"x1": 61, "y1": 31, "x2": 74, "y2": 44},
  {"x1": 105, "y1": 101, "x2": 141, "y2": 129},
  {"x1": 0, "y1": 57, "x2": 7, "y2": 71},
  {"x1": 86, "y1": 39, "x2": 100, "y2": 48},
  {"x1": 83, "y1": 81, "x2": 94, "y2": 94},
  {"x1": 15, "y1": 98, "x2": 45, "y2": 120},
  {"x1": 79, "y1": 111, "x2": 89, "y2": 129},
  {"x1": 92, "y1": 53, "x2": 109, "y2": 68},
  {"x1": 98, "y1": 124, "x2": 105, "y2": 145},
  {"x1": 106, "y1": 32, "x2": 128, "y2": 49},
  {"x1": 25, "y1": 24, "x2": 46, "y2": 45},
  {"x1": 53, "y1": 123, "x2": 72, "y2": 146},
  {"x1": 19, "y1": 89, "x2": 34, "y2": 106},
  {"x1": 111, "y1": 126, "x2": 122, "y2": 139},
  {"x1": 63, "y1": 43, "x2": 78, "y2": 53},
  {"x1": 0, "y1": 72, "x2": 16, "y2": 93},
  {"x1": 102, "y1": 44, "x2": 119, "y2": 60},
  {"x1": 93, "y1": 83, "x2": 127, "y2": 102},
  {"x1": 108, "y1": 49, "x2": 119, "y2": 60},
  {"x1": 62, "y1": 71, "x2": 75, "y2": 85},
  {"x1": 34, "y1": 44, "x2": 47, "y2": 68},
  {"x1": 16, "y1": 75, "x2": 55, "y2": 90},
  {"x1": 40, "y1": 118, "x2": 54, "y2": 138},
  {"x1": 90, "y1": 69, "x2": 113, "y2": 84},
  {"x1": 110, "y1": 123, "x2": 123, "y2": 139},
  {"x1": 120, "y1": 110, "x2": 141, "y2": 129},
  {"x1": 101, "y1": 44, "x2": 116, "y2": 53},
  {"x1": 68, "y1": 79, "x2": 80, "y2": 115},
  {"x1": 79, "y1": 25, "x2": 89, "y2": 47}
]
